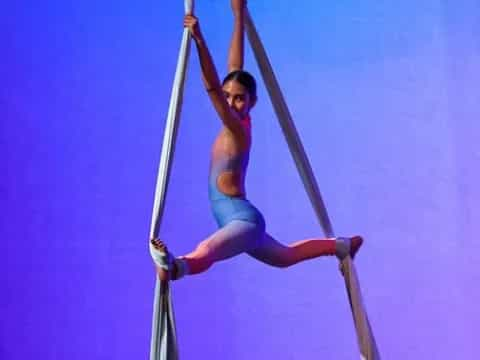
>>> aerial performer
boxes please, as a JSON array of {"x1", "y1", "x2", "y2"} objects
[{"x1": 150, "y1": 0, "x2": 363, "y2": 281}]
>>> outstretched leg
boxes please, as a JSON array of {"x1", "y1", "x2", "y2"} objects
[
  {"x1": 151, "y1": 220, "x2": 263, "y2": 281},
  {"x1": 247, "y1": 233, "x2": 362, "y2": 268}
]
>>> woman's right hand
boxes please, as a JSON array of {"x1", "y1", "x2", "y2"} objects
[{"x1": 184, "y1": 15, "x2": 202, "y2": 41}]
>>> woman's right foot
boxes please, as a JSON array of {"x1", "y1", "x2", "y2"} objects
[{"x1": 150, "y1": 238, "x2": 176, "y2": 281}]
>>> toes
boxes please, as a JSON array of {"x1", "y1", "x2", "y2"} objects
[
  {"x1": 350, "y1": 236, "x2": 363, "y2": 258},
  {"x1": 150, "y1": 238, "x2": 166, "y2": 250}
]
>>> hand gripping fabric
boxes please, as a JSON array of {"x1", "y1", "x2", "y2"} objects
[
  {"x1": 149, "y1": 1, "x2": 194, "y2": 359},
  {"x1": 244, "y1": 9, "x2": 381, "y2": 360}
]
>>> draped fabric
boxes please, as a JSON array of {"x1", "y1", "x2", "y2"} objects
[
  {"x1": 149, "y1": 1, "x2": 193, "y2": 359},
  {"x1": 244, "y1": 9, "x2": 380, "y2": 360},
  {"x1": 149, "y1": 3, "x2": 380, "y2": 359}
]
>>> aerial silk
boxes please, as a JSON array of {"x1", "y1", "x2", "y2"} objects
[
  {"x1": 149, "y1": 2, "x2": 380, "y2": 359},
  {"x1": 149, "y1": 1, "x2": 193, "y2": 359},
  {"x1": 244, "y1": 9, "x2": 381, "y2": 360}
]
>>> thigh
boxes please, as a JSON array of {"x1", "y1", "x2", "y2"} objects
[
  {"x1": 200, "y1": 220, "x2": 264, "y2": 262},
  {"x1": 247, "y1": 233, "x2": 291, "y2": 266}
]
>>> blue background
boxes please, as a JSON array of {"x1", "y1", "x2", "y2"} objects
[{"x1": 2, "y1": 1, "x2": 479, "y2": 359}]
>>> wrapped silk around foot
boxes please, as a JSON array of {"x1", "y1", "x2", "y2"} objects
[
  {"x1": 335, "y1": 237, "x2": 353, "y2": 260},
  {"x1": 149, "y1": 242, "x2": 174, "y2": 271},
  {"x1": 149, "y1": 242, "x2": 189, "y2": 279}
]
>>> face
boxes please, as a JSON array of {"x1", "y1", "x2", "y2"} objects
[{"x1": 222, "y1": 80, "x2": 255, "y2": 118}]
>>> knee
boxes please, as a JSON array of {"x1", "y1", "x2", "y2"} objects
[
  {"x1": 265, "y1": 257, "x2": 293, "y2": 268},
  {"x1": 275, "y1": 252, "x2": 299, "y2": 268},
  {"x1": 275, "y1": 261, "x2": 293, "y2": 269}
]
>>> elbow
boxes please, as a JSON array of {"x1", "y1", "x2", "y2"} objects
[{"x1": 228, "y1": 63, "x2": 243, "y2": 73}]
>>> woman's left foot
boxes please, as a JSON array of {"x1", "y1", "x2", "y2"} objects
[
  {"x1": 336, "y1": 236, "x2": 363, "y2": 276},
  {"x1": 335, "y1": 236, "x2": 363, "y2": 260},
  {"x1": 349, "y1": 236, "x2": 363, "y2": 259}
]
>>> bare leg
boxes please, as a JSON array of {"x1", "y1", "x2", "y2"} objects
[
  {"x1": 247, "y1": 233, "x2": 363, "y2": 268},
  {"x1": 151, "y1": 220, "x2": 263, "y2": 281},
  {"x1": 183, "y1": 220, "x2": 262, "y2": 274}
]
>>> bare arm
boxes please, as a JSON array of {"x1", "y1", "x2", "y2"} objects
[
  {"x1": 227, "y1": 0, "x2": 246, "y2": 72},
  {"x1": 184, "y1": 15, "x2": 244, "y2": 135}
]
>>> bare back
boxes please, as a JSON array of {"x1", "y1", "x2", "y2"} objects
[{"x1": 210, "y1": 117, "x2": 251, "y2": 198}]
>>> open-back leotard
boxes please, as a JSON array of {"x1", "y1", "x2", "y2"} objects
[{"x1": 208, "y1": 117, "x2": 265, "y2": 232}]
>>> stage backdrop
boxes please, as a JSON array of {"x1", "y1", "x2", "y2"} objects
[{"x1": 2, "y1": 1, "x2": 479, "y2": 359}]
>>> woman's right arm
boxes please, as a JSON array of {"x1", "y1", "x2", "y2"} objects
[
  {"x1": 227, "y1": 0, "x2": 246, "y2": 72},
  {"x1": 184, "y1": 15, "x2": 244, "y2": 135}
]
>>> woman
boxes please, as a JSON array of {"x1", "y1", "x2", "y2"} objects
[{"x1": 150, "y1": 0, "x2": 362, "y2": 281}]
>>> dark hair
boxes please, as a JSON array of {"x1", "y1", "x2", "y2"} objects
[{"x1": 222, "y1": 70, "x2": 257, "y2": 99}]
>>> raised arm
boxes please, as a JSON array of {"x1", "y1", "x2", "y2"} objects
[
  {"x1": 184, "y1": 15, "x2": 244, "y2": 135},
  {"x1": 227, "y1": 0, "x2": 246, "y2": 72}
]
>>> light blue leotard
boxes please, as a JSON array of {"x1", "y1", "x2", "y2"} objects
[{"x1": 208, "y1": 153, "x2": 265, "y2": 233}]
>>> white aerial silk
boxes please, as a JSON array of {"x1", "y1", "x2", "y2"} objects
[
  {"x1": 149, "y1": 1, "x2": 193, "y2": 359},
  {"x1": 149, "y1": 3, "x2": 380, "y2": 360},
  {"x1": 244, "y1": 9, "x2": 380, "y2": 360}
]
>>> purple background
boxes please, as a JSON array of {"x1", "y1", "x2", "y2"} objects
[{"x1": 2, "y1": 1, "x2": 479, "y2": 359}]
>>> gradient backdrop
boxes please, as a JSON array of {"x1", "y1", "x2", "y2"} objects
[{"x1": 2, "y1": 1, "x2": 479, "y2": 359}]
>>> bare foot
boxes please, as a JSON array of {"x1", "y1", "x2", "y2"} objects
[
  {"x1": 338, "y1": 235, "x2": 363, "y2": 276},
  {"x1": 151, "y1": 237, "x2": 167, "y2": 252},
  {"x1": 150, "y1": 238, "x2": 176, "y2": 281},
  {"x1": 349, "y1": 235, "x2": 363, "y2": 259}
]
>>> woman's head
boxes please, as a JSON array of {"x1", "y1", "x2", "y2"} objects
[{"x1": 222, "y1": 70, "x2": 257, "y2": 117}]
